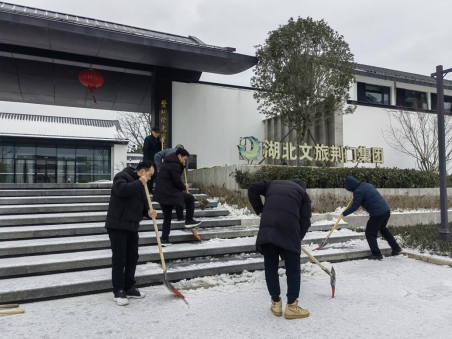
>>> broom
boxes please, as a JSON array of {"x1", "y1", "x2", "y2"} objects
[{"x1": 183, "y1": 169, "x2": 209, "y2": 210}]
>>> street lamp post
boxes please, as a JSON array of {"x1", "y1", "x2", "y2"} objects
[{"x1": 431, "y1": 65, "x2": 451, "y2": 242}]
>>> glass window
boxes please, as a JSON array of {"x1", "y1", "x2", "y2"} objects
[
  {"x1": 396, "y1": 88, "x2": 428, "y2": 109},
  {"x1": 15, "y1": 144, "x2": 36, "y2": 183},
  {"x1": 0, "y1": 143, "x2": 14, "y2": 183},
  {"x1": 57, "y1": 147, "x2": 76, "y2": 184},
  {"x1": 431, "y1": 93, "x2": 452, "y2": 112},
  {"x1": 358, "y1": 83, "x2": 390, "y2": 105}
]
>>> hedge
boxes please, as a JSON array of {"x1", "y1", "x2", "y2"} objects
[{"x1": 231, "y1": 166, "x2": 451, "y2": 189}]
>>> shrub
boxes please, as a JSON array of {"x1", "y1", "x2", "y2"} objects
[{"x1": 231, "y1": 166, "x2": 444, "y2": 189}]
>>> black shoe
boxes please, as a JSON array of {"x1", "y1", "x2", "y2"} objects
[
  {"x1": 391, "y1": 248, "x2": 403, "y2": 256},
  {"x1": 161, "y1": 239, "x2": 172, "y2": 247},
  {"x1": 185, "y1": 219, "x2": 201, "y2": 228},
  {"x1": 177, "y1": 217, "x2": 184, "y2": 222},
  {"x1": 124, "y1": 286, "x2": 145, "y2": 299},
  {"x1": 368, "y1": 254, "x2": 383, "y2": 260},
  {"x1": 113, "y1": 290, "x2": 129, "y2": 306}
]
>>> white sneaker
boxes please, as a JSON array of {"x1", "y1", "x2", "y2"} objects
[{"x1": 113, "y1": 290, "x2": 129, "y2": 306}]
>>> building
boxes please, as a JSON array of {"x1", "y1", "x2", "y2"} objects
[
  {"x1": 0, "y1": 2, "x2": 257, "y2": 182},
  {"x1": 260, "y1": 63, "x2": 452, "y2": 170},
  {"x1": 0, "y1": 112, "x2": 127, "y2": 183}
]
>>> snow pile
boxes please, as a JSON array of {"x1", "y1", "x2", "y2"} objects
[{"x1": 215, "y1": 201, "x2": 255, "y2": 219}]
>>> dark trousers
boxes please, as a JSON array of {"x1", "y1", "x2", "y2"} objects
[
  {"x1": 175, "y1": 204, "x2": 184, "y2": 219},
  {"x1": 262, "y1": 243, "x2": 300, "y2": 304},
  {"x1": 160, "y1": 193, "x2": 195, "y2": 240},
  {"x1": 107, "y1": 228, "x2": 139, "y2": 293},
  {"x1": 148, "y1": 170, "x2": 157, "y2": 194},
  {"x1": 366, "y1": 211, "x2": 400, "y2": 255}
]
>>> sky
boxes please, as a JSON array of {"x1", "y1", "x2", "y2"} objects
[{"x1": 1, "y1": 0, "x2": 452, "y2": 115}]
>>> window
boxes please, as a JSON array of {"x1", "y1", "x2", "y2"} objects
[
  {"x1": 396, "y1": 88, "x2": 428, "y2": 109},
  {"x1": 357, "y1": 83, "x2": 390, "y2": 105},
  {"x1": 15, "y1": 144, "x2": 36, "y2": 183},
  {"x1": 431, "y1": 93, "x2": 452, "y2": 112},
  {"x1": 0, "y1": 143, "x2": 14, "y2": 183},
  {"x1": 0, "y1": 142, "x2": 111, "y2": 183}
]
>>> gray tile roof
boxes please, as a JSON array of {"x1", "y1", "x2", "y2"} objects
[
  {"x1": 0, "y1": 112, "x2": 125, "y2": 142},
  {"x1": 355, "y1": 63, "x2": 452, "y2": 90},
  {"x1": 0, "y1": 2, "x2": 233, "y2": 52}
]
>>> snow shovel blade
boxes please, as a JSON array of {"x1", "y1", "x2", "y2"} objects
[
  {"x1": 330, "y1": 266, "x2": 336, "y2": 298},
  {"x1": 163, "y1": 271, "x2": 187, "y2": 304},
  {"x1": 198, "y1": 198, "x2": 209, "y2": 210},
  {"x1": 191, "y1": 229, "x2": 202, "y2": 241}
]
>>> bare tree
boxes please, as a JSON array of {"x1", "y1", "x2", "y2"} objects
[
  {"x1": 382, "y1": 108, "x2": 452, "y2": 172},
  {"x1": 116, "y1": 111, "x2": 152, "y2": 153}
]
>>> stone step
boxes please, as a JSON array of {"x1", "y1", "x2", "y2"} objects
[
  {"x1": 0, "y1": 194, "x2": 209, "y2": 205},
  {"x1": 0, "y1": 187, "x2": 200, "y2": 197},
  {"x1": 0, "y1": 227, "x2": 261, "y2": 257},
  {"x1": 0, "y1": 226, "x2": 360, "y2": 257},
  {"x1": 0, "y1": 239, "x2": 391, "y2": 304},
  {"x1": 0, "y1": 218, "x2": 243, "y2": 240},
  {"x1": 0, "y1": 200, "x2": 218, "y2": 215},
  {"x1": 0, "y1": 208, "x2": 230, "y2": 227},
  {"x1": 0, "y1": 183, "x2": 113, "y2": 190},
  {"x1": 0, "y1": 231, "x2": 365, "y2": 278}
]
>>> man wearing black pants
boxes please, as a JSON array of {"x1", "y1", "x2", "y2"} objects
[
  {"x1": 142, "y1": 126, "x2": 162, "y2": 194},
  {"x1": 105, "y1": 160, "x2": 157, "y2": 306},
  {"x1": 248, "y1": 179, "x2": 311, "y2": 320},
  {"x1": 341, "y1": 176, "x2": 402, "y2": 260},
  {"x1": 153, "y1": 148, "x2": 201, "y2": 246}
]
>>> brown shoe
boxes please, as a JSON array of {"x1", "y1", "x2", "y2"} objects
[
  {"x1": 270, "y1": 298, "x2": 282, "y2": 317},
  {"x1": 284, "y1": 300, "x2": 310, "y2": 319}
]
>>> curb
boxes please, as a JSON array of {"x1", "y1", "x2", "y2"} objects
[{"x1": 401, "y1": 251, "x2": 452, "y2": 267}]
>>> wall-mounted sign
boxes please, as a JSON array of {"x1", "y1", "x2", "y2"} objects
[
  {"x1": 238, "y1": 137, "x2": 384, "y2": 164},
  {"x1": 158, "y1": 97, "x2": 169, "y2": 149}
]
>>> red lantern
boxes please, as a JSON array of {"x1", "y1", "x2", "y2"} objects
[{"x1": 79, "y1": 69, "x2": 104, "y2": 104}]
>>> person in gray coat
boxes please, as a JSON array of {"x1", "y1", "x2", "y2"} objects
[{"x1": 341, "y1": 176, "x2": 402, "y2": 260}]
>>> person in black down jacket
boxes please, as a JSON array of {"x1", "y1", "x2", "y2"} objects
[
  {"x1": 152, "y1": 148, "x2": 201, "y2": 246},
  {"x1": 248, "y1": 179, "x2": 311, "y2": 320},
  {"x1": 341, "y1": 176, "x2": 402, "y2": 260},
  {"x1": 105, "y1": 160, "x2": 157, "y2": 306},
  {"x1": 142, "y1": 126, "x2": 162, "y2": 194}
]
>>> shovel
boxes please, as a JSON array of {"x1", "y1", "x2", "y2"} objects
[
  {"x1": 301, "y1": 246, "x2": 336, "y2": 298},
  {"x1": 183, "y1": 169, "x2": 209, "y2": 210},
  {"x1": 144, "y1": 184, "x2": 187, "y2": 304},
  {"x1": 315, "y1": 198, "x2": 353, "y2": 250},
  {"x1": 183, "y1": 169, "x2": 202, "y2": 241}
]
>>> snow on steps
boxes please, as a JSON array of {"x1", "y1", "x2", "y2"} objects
[{"x1": 0, "y1": 238, "x2": 390, "y2": 304}]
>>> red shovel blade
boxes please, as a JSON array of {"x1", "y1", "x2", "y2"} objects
[{"x1": 191, "y1": 229, "x2": 201, "y2": 241}]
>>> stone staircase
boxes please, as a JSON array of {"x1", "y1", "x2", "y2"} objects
[{"x1": 0, "y1": 183, "x2": 390, "y2": 304}]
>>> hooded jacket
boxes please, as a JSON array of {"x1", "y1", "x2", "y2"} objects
[
  {"x1": 105, "y1": 167, "x2": 150, "y2": 232},
  {"x1": 152, "y1": 153, "x2": 186, "y2": 206},
  {"x1": 248, "y1": 179, "x2": 312, "y2": 254},
  {"x1": 342, "y1": 176, "x2": 389, "y2": 217}
]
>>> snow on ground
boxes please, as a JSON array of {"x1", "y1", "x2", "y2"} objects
[
  {"x1": 1, "y1": 256, "x2": 451, "y2": 339},
  {"x1": 326, "y1": 206, "x2": 452, "y2": 216}
]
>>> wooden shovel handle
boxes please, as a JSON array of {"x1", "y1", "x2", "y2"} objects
[
  {"x1": 144, "y1": 184, "x2": 167, "y2": 272},
  {"x1": 0, "y1": 309, "x2": 25, "y2": 315}
]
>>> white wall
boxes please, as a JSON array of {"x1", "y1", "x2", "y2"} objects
[
  {"x1": 112, "y1": 144, "x2": 128, "y2": 177},
  {"x1": 172, "y1": 82, "x2": 264, "y2": 168},
  {"x1": 342, "y1": 105, "x2": 416, "y2": 169}
]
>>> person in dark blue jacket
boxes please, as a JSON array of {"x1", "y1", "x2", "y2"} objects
[{"x1": 341, "y1": 176, "x2": 402, "y2": 260}]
